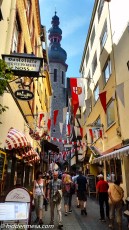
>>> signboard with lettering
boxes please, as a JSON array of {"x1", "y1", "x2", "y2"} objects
[
  {"x1": 87, "y1": 174, "x2": 96, "y2": 197},
  {"x1": 2, "y1": 53, "x2": 43, "y2": 77},
  {"x1": 14, "y1": 89, "x2": 34, "y2": 101},
  {"x1": 5, "y1": 187, "x2": 31, "y2": 203},
  {"x1": 0, "y1": 202, "x2": 28, "y2": 220},
  {"x1": 0, "y1": 150, "x2": 6, "y2": 180}
]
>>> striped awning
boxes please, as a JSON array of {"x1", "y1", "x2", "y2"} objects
[
  {"x1": 93, "y1": 145, "x2": 129, "y2": 163},
  {"x1": 5, "y1": 128, "x2": 30, "y2": 150}
]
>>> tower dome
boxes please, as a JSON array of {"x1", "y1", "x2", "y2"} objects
[{"x1": 48, "y1": 12, "x2": 67, "y2": 64}]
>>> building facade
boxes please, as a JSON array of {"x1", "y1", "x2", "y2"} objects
[
  {"x1": 0, "y1": 0, "x2": 51, "y2": 191},
  {"x1": 80, "y1": 0, "x2": 129, "y2": 198}
]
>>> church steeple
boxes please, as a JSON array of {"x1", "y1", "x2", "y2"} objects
[{"x1": 48, "y1": 12, "x2": 67, "y2": 64}]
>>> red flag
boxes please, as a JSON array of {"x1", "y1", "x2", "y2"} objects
[
  {"x1": 80, "y1": 127, "x2": 83, "y2": 137},
  {"x1": 70, "y1": 78, "x2": 84, "y2": 116},
  {"x1": 67, "y1": 124, "x2": 71, "y2": 136},
  {"x1": 53, "y1": 110, "x2": 58, "y2": 126},
  {"x1": 89, "y1": 129, "x2": 93, "y2": 138},
  {"x1": 38, "y1": 113, "x2": 44, "y2": 128},
  {"x1": 99, "y1": 91, "x2": 107, "y2": 113},
  {"x1": 99, "y1": 129, "x2": 103, "y2": 138},
  {"x1": 47, "y1": 119, "x2": 51, "y2": 131}
]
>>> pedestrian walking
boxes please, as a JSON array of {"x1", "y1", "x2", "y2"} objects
[
  {"x1": 77, "y1": 169, "x2": 87, "y2": 215},
  {"x1": 72, "y1": 172, "x2": 80, "y2": 208},
  {"x1": 108, "y1": 179, "x2": 124, "y2": 230},
  {"x1": 96, "y1": 174, "x2": 109, "y2": 222},
  {"x1": 62, "y1": 173, "x2": 73, "y2": 215},
  {"x1": 48, "y1": 171, "x2": 63, "y2": 228},
  {"x1": 33, "y1": 171, "x2": 46, "y2": 225}
]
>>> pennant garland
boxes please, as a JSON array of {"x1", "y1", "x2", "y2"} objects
[
  {"x1": 47, "y1": 119, "x2": 51, "y2": 131},
  {"x1": 116, "y1": 83, "x2": 125, "y2": 107},
  {"x1": 38, "y1": 113, "x2": 44, "y2": 128},
  {"x1": 99, "y1": 91, "x2": 107, "y2": 113},
  {"x1": 53, "y1": 110, "x2": 59, "y2": 126},
  {"x1": 67, "y1": 124, "x2": 71, "y2": 136}
]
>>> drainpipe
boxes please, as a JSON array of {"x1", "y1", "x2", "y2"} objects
[{"x1": 5, "y1": 0, "x2": 16, "y2": 54}]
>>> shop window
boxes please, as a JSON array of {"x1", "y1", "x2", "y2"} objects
[
  {"x1": 100, "y1": 20, "x2": 108, "y2": 50},
  {"x1": 103, "y1": 58, "x2": 112, "y2": 85},
  {"x1": 107, "y1": 100, "x2": 115, "y2": 127},
  {"x1": 98, "y1": 0, "x2": 104, "y2": 21},
  {"x1": 106, "y1": 159, "x2": 122, "y2": 183},
  {"x1": 94, "y1": 83, "x2": 99, "y2": 104},
  {"x1": 54, "y1": 69, "x2": 57, "y2": 82}
]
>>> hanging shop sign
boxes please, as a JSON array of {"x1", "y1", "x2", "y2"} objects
[
  {"x1": 14, "y1": 89, "x2": 34, "y2": 101},
  {"x1": 2, "y1": 53, "x2": 43, "y2": 77}
]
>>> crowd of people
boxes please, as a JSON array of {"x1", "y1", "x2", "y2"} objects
[{"x1": 32, "y1": 169, "x2": 124, "y2": 230}]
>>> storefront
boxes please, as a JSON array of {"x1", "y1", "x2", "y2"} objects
[
  {"x1": 93, "y1": 145, "x2": 129, "y2": 198},
  {"x1": 4, "y1": 128, "x2": 40, "y2": 191},
  {"x1": 0, "y1": 149, "x2": 6, "y2": 193}
]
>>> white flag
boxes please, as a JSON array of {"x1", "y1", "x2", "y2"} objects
[
  {"x1": 59, "y1": 122, "x2": 63, "y2": 134},
  {"x1": 63, "y1": 107, "x2": 68, "y2": 123}
]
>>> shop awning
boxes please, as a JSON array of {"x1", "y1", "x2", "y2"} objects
[
  {"x1": 5, "y1": 128, "x2": 30, "y2": 150},
  {"x1": 93, "y1": 145, "x2": 129, "y2": 163}
]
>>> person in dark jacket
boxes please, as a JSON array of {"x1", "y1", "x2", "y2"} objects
[{"x1": 77, "y1": 170, "x2": 87, "y2": 215}]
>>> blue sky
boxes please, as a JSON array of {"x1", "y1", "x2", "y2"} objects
[{"x1": 39, "y1": 0, "x2": 94, "y2": 78}]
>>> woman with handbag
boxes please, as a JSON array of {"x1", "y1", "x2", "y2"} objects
[{"x1": 33, "y1": 171, "x2": 46, "y2": 225}]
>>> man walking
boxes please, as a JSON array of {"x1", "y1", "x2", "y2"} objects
[
  {"x1": 96, "y1": 174, "x2": 109, "y2": 222},
  {"x1": 48, "y1": 171, "x2": 63, "y2": 228},
  {"x1": 77, "y1": 169, "x2": 87, "y2": 215}
]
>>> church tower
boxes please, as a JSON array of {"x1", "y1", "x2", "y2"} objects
[{"x1": 48, "y1": 12, "x2": 68, "y2": 152}]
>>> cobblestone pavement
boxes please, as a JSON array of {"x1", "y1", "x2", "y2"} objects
[{"x1": 31, "y1": 195, "x2": 128, "y2": 230}]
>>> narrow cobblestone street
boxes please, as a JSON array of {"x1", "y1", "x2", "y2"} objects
[{"x1": 31, "y1": 195, "x2": 127, "y2": 230}]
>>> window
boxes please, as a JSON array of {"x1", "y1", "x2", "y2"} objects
[
  {"x1": 94, "y1": 116, "x2": 101, "y2": 127},
  {"x1": 107, "y1": 100, "x2": 115, "y2": 127},
  {"x1": 92, "y1": 52, "x2": 97, "y2": 75},
  {"x1": 62, "y1": 71, "x2": 64, "y2": 84},
  {"x1": 87, "y1": 71, "x2": 91, "y2": 90},
  {"x1": 12, "y1": 13, "x2": 21, "y2": 52},
  {"x1": 106, "y1": 159, "x2": 122, "y2": 183},
  {"x1": 103, "y1": 58, "x2": 111, "y2": 84},
  {"x1": 86, "y1": 47, "x2": 89, "y2": 66},
  {"x1": 54, "y1": 69, "x2": 57, "y2": 82},
  {"x1": 100, "y1": 21, "x2": 107, "y2": 49},
  {"x1": 94, "y1": 83, "x2": 99, "y2": 104},
  {"x1": 90, "y1": 26, "x2": 95, "y2": 48},
  {"x1": 98, "y1": 0, "x2": 104, "y2": 20}
]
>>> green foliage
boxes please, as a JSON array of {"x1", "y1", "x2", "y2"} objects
[
  {"x1": 0, "y1": 59, "x2": 14, "y2": 119},
  {"x1": 0, "y1": 59, "x2": 13, "y2": 95}
]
